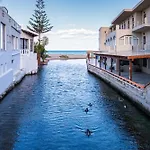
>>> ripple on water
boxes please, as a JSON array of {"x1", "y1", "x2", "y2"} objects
[{"x1": 0, "y1": 60, "x2": 150, "y2": 150}]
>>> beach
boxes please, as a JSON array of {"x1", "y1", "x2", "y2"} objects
[{"x1": 46, "y1": 50, "x2": 87, "y2": 60}]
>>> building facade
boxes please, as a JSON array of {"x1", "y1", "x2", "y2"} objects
[
  {"x1": 0, "y1": 6, "x2": 38, "y2": 97},
  {"x1": 99, "y1": 0, "x2": 150, "y2": 74},
  {"x1": 0, "y1": 6, "x2": 21, "y2": 95},
  {"x1": 20, "y1": 29, "x2": 38, "y2": 74}
]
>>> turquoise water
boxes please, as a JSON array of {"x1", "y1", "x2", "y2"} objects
[{"x1": 47, "y1": 50, "x2": 87, "y2": 55}]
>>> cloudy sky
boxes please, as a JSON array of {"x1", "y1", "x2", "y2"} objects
[{"x1": 1, "y1": 0, "x2": 140, "y2": 50}]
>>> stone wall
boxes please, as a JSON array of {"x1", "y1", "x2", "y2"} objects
[{"x1": 87, "y1": 63, "x2": 150, "y2": 115}]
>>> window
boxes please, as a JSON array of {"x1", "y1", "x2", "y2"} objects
[
  {"x1": 1, "y1": 23, "x2": 6, "y2": 50},
  {"x1": 20, "y1": 38, "x2": 23, "y2": 49},
  {"x1": 24, "y1": 39, "x2": 28, "y2": 49},
  {"x1": 143, "y1": 33, "x2": 146, "y2": 44},
  {"x1": 128, "y1": 19, "x2": 130, "y2": 29},
  {"x1": 30, "y1": 39, "x2": 33, "y2": 51},
  {"x1": 143, "y1": 58, "x2": 147, "y2": 67},
  {"x1": 16, "y1": 37, "x2": 18, "y2": 49},
  {"x1": 129, "y1": 36, "x2": 132, "y2": 45},
  {"x1": 123, "y1": 22, "x2": 126, "y2": 29},
  {"x1": 143, "y1": 12, "x2": 146, "y2": 24},
  {"x1": 132, "y1": 16, "x2": 134, "y2": 28},
  {"x1": 12, "y1": 35, "x2": 15, "y2": 49},
  {"x1": 20, "y1": 38, "x2": 28, "y2": 49},
  {"x1": 125, "y1": 36, "x2": 128, "y2": 45}
]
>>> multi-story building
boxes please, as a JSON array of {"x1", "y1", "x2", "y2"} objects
[
  {"x1": 99, "y1": 0, "x2": 150, "y2": 74},
  {"x1": 20, "y1": 29, "x2": 38, "y2": 74},
  {"x1": 0, "y1": 6, "x2": 21, "y2": 95},
  {"x1": 99, "y1": 0, "x2": 150, "y2": 52},
  {"x1": 87, "y1": 0, "x2": 150, "y2": 115},
  {"x1": 0, "y1": 6, "x2": 38, "y2": 97}
]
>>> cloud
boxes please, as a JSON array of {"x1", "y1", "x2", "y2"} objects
[
  {"x1": 36, "y1": 28, "x2": 99, "y2": 50},
  {"x1": 49, "y1": 28, "x2": 98, "y2": 39}
]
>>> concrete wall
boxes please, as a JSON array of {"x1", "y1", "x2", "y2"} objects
[
  {"x1": 0, "y1": 7, "x2": 22, "y2": 96},
  {"x1": 99, "y1": 27, "x2": 110, "y2": 51},
  {"x1": 0, "y1": 69, "x2": 13, "y2": 95},
  {"x1": 12, "y1": 51, "x2": 21, "y2": 74},
  {"x1": 87, "y1": 63, "x2": 150, "y2": 115},
  {"x1": 20, "y1": 52, "x2": 38, "y2": 74}
]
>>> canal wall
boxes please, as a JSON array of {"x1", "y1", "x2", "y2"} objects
[
  {"x1": 87, "y1": 63, "x2": 150, "y2": 115},
  {"x1": 0, "y1": 70, "x2": 26, "y2": 100}
]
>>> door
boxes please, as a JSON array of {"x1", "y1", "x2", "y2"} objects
[{"x1": 143, "y1": 33, "x2": 146, "y2": 50}]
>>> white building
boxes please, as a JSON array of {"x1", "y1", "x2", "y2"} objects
[
  {"x1": 0, "y1": 6, "x2": 21, "y2": 96},
  {"x1": 0, "y1": 6, "x2": 38, "y2": 98},
  {"x1": 20, "y1": 29, "x2": 38, "y2": 74}
]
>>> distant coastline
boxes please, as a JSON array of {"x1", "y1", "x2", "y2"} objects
[
  {"x1": 46, "y1": 50, "x2": 87, "y2": 61},
  {"x1": 47, "y1": 50, "x2": 87, "y2": 55}
]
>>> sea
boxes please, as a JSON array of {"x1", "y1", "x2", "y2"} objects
[{"x1": 47, "y1": 50, "x2": 87, "y2": 55}]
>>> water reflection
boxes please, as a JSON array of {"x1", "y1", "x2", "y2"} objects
[{"x1": 0, "y1": 59, "x2": 149, "y2": 150}]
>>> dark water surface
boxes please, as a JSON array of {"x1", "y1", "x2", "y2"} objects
[{"x1": 0, "y1": 59, "x2": 150, "y2": 150}]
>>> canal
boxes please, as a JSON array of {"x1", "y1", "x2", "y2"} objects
[{"x1": 0, "y1": 59, "x2": 150, "y2": 150}]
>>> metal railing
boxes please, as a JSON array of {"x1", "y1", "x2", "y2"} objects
[{"x1": 20, "y1": 49, "x2": 30, "y2": 55}]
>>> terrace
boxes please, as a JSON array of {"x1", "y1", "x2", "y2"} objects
[{"x1": 87, "y1": 50, "x2": 150, "y2": 89}]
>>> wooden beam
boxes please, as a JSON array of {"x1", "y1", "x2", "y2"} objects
[
  {"x1": 129, "y1": 60, "x2": 132, "y2": 81},
  {"x1": 128, "y1": 55, "x2": 150, "y2": 60}
]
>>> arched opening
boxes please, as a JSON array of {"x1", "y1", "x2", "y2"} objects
[{"x1": 119, "y1": 35, "x2": 139, "y2": 46}]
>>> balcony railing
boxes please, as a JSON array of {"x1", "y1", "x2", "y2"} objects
[
  {"x1": 132, "y1": 44, "x2": 150, "y2": 51},
  {"x1": 21, "y1": 49, "x2": 30, "y2": 55},
  {"x1": 133, "y1": 19, "x2": 150, "y2": 32}
]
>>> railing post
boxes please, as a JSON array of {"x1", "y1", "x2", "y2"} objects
[
  {"x1": 129, "y1": 60, "x2": 133, "y2": 81},
  {"x1": 104, "y1": 57, "x2": 107, "y2": 70},
  {"x1": 99, "y1": 56, "x2": 102, "y2": 68},
  {"x1": 111, "y1": 58, "x2": 113, "y2": 72}
]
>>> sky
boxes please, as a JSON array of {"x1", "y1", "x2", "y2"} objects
[{"x1": 1, "y1": 0, "x2": 140, "y2": 50}]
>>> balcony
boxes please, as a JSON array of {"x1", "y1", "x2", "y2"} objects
[{"x1": 133, "y1": 20, "x2": 150, "y2": 32}]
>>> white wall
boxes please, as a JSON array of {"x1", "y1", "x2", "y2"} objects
[
  {"x1": 11, "y1": 51, "x2": 21, "y2": 74},
  {"x1": 0, "y1": 7, "x2": 21, "y2": 96},
  {"x1": 20, "y1": 53, "x2": 38, "y2": 74}
]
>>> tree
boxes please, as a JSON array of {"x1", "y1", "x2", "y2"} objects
[
  {"x1": 42, "y1": 36, "x2": 49, "y2": 47},
  {"x1": 34, "y1": 36, "x2": 49, "y2": 62},
  {"x1": 27, "y1": 0, "x2": 53, "y2": 43}
]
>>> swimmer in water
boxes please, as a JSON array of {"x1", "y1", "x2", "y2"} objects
[
  {"x1": 85, "y1": 108, "x2": 89, "y2": 113},
  {"x1": 88, "y1": 103, "x2": 92, "y2": 107},
  {"x1": 85, "y1": 129, "x2": 92, "y2": 137}
]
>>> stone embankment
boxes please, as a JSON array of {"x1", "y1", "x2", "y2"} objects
[{"x1": 87, "y1": 62, "x2": 150, "y2": 116}]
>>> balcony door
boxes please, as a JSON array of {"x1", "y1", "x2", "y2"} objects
[
  {"x1": 143, "y1": 12, "x2": 147, "y2": 24},
  {"x1": 142, "y1": 33, "x2": 146, "y2": 50}
]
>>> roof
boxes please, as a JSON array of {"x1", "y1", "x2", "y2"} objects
[
  {"x1": 94, "y1": 50, "x2": 150, "y2": 60},
  {"x1": 132, "y1": 0, "x2": 150, "y2": 13},
  {"x1": 111, "y1": 9, "x2": 132, "y2": 25},
  {"x1": 111, "y1": 0, "x2": 150, "y2": 25},
  {"x1": 21, "y1": 29, "x2": 38, "y2": 37}
]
